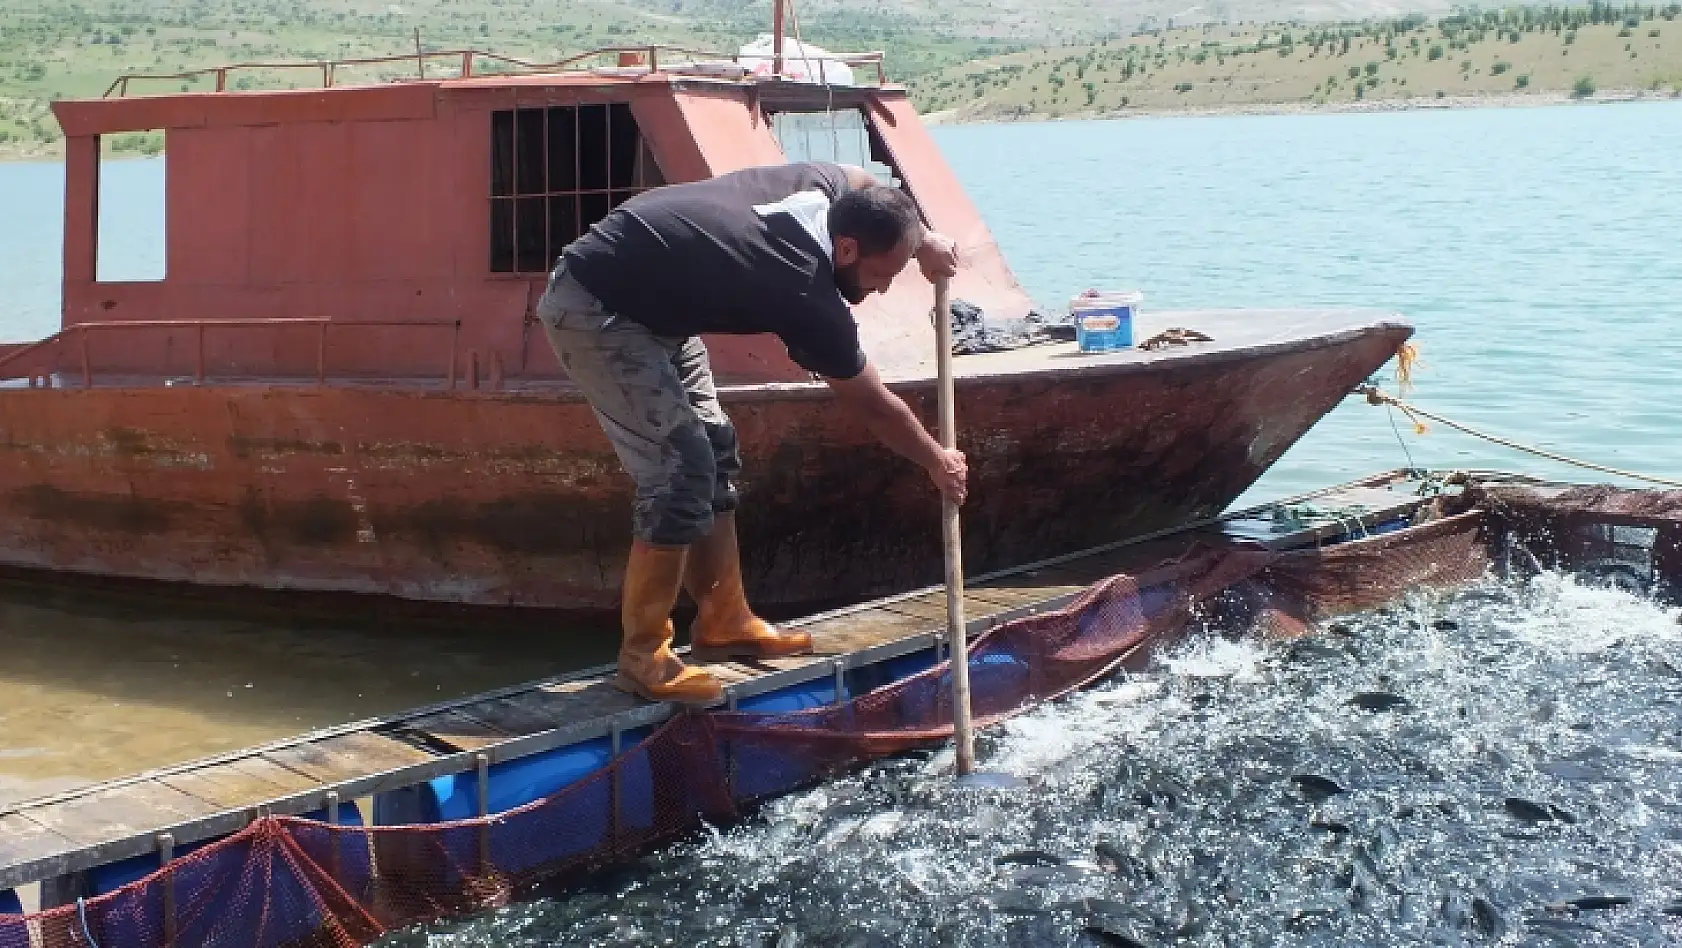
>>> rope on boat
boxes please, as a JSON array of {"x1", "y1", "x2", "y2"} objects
[{"x1": 1358, "y1": 385, "x2": 1682, "y2": 490}]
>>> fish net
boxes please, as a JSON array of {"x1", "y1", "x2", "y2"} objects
[{"x1": 8, "y1": 482, "x2": 1672, "y2": 948}]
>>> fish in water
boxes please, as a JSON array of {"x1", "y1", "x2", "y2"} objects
[
  {"x1": 1503, "y1": 797, "x2": 1575, "y2": 824},
  {"x1": 1093, "y1": 841, "x2": 1129, "y2": 870},
  {"x1": 1349, "y1": 691, "x2": 1410, "y2": 712},
  {"x1": 1440, "y1": 892, "x2": 1505, "y2": 937},
  {"x1": 1008, "y1": 865, "x2": 1101, "y2": 886},
  {"x1": 1070, "y1": 899, "x2": 1154, "y2": 948},
  {"x1": 1292, "y1": 774, "x2": 1347, "y2": 798},
  {"x1": 996, "y1": 849, "x2": 1063, "y2": 867},
  {"x1": 987, "y1": 888, "x2": 1049, "y2": 916},
  {"x1": 1470, "y1": 896, "x2": 1505, "y2": 937},
  {"x1": 1081, "y1": 928, "x2": 1149, "y2": 948},
  {"x1": 1310, "y1": 814, "x2": 1352, "y2": 834},
  {"x1": 1560, "y1": 894, "x2": 1632, "y2": 911}
]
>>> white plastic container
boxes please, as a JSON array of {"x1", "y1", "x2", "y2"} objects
[{"x1": 1069, "y1": 291, "x2": 1142, "y2": 353}]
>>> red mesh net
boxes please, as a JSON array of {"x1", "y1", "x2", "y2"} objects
[
  {"x1": 1468, "y1": 482, "x2": 1682, "y2": 593},
  {"x1": 0, "y1": 508, "x2": 1525, "y2": 947}
]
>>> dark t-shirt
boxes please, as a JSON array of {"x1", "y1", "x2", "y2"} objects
[{"x1": 561, "y1": 161, "x2": 867, "y2": 380}]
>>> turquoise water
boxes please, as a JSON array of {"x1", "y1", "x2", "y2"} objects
[
  {"x1": 936, "y1": 100, "x2": 1682, "y2": 502},
  {"x1": 2, "y1": 102, "x2": 1679, "y2": 502}
]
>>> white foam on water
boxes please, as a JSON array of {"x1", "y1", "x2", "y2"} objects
[
  {"x1": 1160, "y1": 635, "x2": 1269, "y2": 682},
  {"x1": 1505, "y1": 571, "x2": 1682, "y2": 655}
]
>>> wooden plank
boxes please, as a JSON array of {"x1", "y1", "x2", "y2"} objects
[
  {"x1": 24, "y1": 780, "x2": 219, "y2": 847},
  {"x1": 264, "y1": 732, "x2": 434, "y2": 785},
  {"x1": 158, "y1": 756, "x2": 320, "y2": 810},
  {"x1": 803, "y1": 608, "x2": 936, "y2": 654},
  {"x1": 967, "y1": 583, "x2": 1086, "y2": 609},
  {"x1": 224, "y1": 756, "x2": 323, "y2": 794},
  {"x1": 879, "y1": 595, "x2": 950, "y2": 622},
  {"x1": 962, "y1": 591, "x2": 1014, "y2": 618},
  {"x1": 0, "y1": 812, "x2": 77, "y2": 869},
  {"x1": 696, "y1": 662, "x2": 758, "y2": 687},
  {"x1": 531, "y1": 679, "x2": 642, "y2": 719},
  {"x1": 452, "y1": 692, "x2": 576, "y2": 736},
  {"x1": 750, "y1": 653, "x2": 832, "y2": 673},
  {"x1": 406, "y1": 709, "x2": 513, "y2": 752}
]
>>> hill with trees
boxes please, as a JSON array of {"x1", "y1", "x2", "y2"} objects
[{"x1": 1, "y1": 1, "x2": 1677, "y2": 160}]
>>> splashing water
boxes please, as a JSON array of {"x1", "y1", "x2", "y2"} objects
[{"x1": 385, "y1": 574, "x2": 1682, "y2": 946}]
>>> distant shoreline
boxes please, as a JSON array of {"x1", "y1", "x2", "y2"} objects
[
  {"x1": 0, "y1": 145, "x2": 157, "y2": 165},
  {"x1": 921, "y1": 87, "x2": 1681, "y2": 125},
  {"x1": 2, "y1": 88, "x2": 1678, "y2": 164}
]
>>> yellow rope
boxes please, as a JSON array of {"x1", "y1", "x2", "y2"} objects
[
  {"x1": 1393, "y1": 341, "x2": 1419, "y2": 394},
  {"x1": 1359, "y1": 385, "x2": 1682, "y2": 490}
]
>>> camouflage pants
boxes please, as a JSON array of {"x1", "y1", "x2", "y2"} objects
[{"x1": 538, "y1": 261, "x2": 740, "y2": 546}]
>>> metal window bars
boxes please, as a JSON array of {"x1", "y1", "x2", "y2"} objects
[{"x1": 489, "y1": 104, "x2": 663, "y2": 274}]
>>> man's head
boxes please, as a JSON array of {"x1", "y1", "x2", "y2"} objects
[{"x1": 828, "y1": 185, "x2": 924, "y2": 304}]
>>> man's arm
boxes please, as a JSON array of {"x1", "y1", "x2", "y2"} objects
[{"x1": 826, "y1": 361, "x2": 968, "y2": 504}]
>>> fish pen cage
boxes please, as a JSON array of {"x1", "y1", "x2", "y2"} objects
[{"x1": 1, "y1": 471, "x2": 1677, "y2": 948}]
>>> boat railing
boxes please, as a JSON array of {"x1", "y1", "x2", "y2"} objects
[
  {"x1": 101, "y1": 44, "x2": 890, "y2": 98},
  {"x1": 0, "y1": 317, "x2": 464, "y2": 389}
]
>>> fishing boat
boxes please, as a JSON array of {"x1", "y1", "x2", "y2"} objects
[{"x1": 0, "y1": 9, "x2": 1412, "y2": 614}]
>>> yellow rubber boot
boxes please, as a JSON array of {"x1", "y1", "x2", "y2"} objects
[
  {"x1": 686, "y1": 512, "x2": 814, "y2": 662},
  {"x1": 614, "y1": 541, "x2": 724, "y2": 706}
]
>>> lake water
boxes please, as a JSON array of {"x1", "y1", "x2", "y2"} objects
[
  {"x1": 0, "y1": 103, "x2": 1679, "y2": 829},
  {"x1": 935, "y1": 100, "x2": 1682, "y2": 504}
]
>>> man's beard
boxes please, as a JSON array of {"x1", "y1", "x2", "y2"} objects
[{"x1": 834, "y1": 261, "x2": 867, "y2": 305}]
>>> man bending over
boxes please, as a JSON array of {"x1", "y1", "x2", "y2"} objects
[{"x1": 538, "y1": 160, "x2": 965, "y2": 705}]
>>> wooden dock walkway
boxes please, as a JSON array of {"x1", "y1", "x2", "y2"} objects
[{"x1": 0, "y1": 473, "x2": 1430, "y2": 901}]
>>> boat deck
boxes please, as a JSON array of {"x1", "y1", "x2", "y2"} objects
[
  {"x1": 0, "y1": 308, "x2": 1408, "y2": 393},
  {"x1": 0, "y1": 474, "x2": 1430, "y2": 899},
  {"x1": 937, "y1": 307, "x2": 1410, "y2": 381}
]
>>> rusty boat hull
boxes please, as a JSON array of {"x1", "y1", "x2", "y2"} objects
[
  {"x1": 0, "y1": 309, "x2": 1409, "y2": 613},
  {"x1": 7, "y1": 53, "x2": 1412, "y2": 614}
]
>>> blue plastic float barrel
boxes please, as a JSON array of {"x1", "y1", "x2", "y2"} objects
[{"x1": 0, "y1": 888, "x2": 22, "y2": 948}]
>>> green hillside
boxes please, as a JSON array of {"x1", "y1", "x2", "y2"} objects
[
  {"x1": 912, "y1": 4, "x2": 1682, "y2": 118},
  {"x1": 0, "y1": 0, "x2": 1017, "y2": 160},
  {"x1": 2, "y1": 2, "x2": 1679, "y2": 162}
]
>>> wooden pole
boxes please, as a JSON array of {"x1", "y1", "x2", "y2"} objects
[
  {"x1": 772, "y1": 0, "x2": 786, "y2": 76},
  {"x1": 933, "y1": 276, "x2": 975, "y2": 776}
]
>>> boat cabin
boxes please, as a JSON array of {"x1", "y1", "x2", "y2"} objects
[{"x1": 22, "y1": 44, "x2": 1035, "y2": 388}]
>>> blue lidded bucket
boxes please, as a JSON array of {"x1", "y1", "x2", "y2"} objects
[{"x1": 1070, "y1": 291, "x2": 1142, "y2": 353}]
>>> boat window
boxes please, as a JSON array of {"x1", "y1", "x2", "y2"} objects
[
  {"x1": 767, "y1": 107, "x2": 899, "y2": 188},
  {"x1": 489, "y1": 104, "x2": 662, "y2": 274},
  {"x1": 96, "y1": 130, "x2": 167, "y2": 282}
]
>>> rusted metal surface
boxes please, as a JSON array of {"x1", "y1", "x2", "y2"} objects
[{"x1": 0, "y1": 318, "x2": 1408, "y2": 613}]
